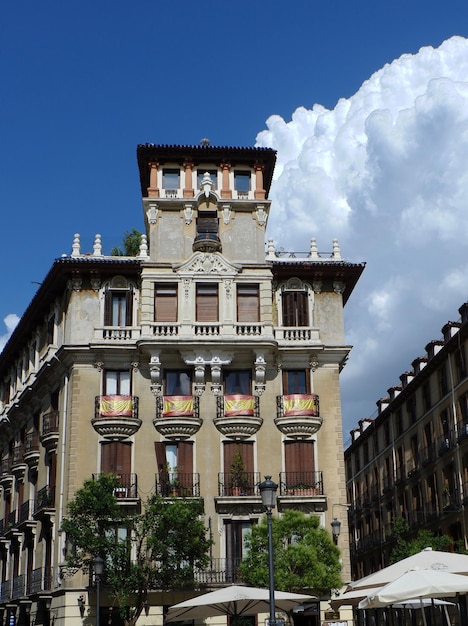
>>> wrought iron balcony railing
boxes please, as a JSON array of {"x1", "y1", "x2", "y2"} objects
[{"x1": 155, "y1": 472, "x2": 200, "y2": 497}]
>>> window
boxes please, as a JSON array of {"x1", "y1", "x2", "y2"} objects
[
  {"x1": 104, "y1": 289, "x2": 133, "y2": 326},
  {"x1": 196, "y1": 283, "x2": 218, "y2": 322},
  {"x1": 104, "y1": 370, "x2": 131, "y2": 395},
  {"x1": 237, "y1": 284, "x2": 259, "y2": 323},
  {"x1": 282, "y1": 291, "x2": 309, "y2": 326},
  {"x1": 225, "y1": 370, "x2": 251, "y2": 394},
  {"x1": 234, "y1": 170, "x2": 250, "y2": 192},
  {"x1": 101, "y1": 441, "x2": 132, "y2": 475},
  {"x1": 439, "y1": 364, "x2": 448, "y2": 397},
  {"x1": 422, "y1": 382, "x2": 431, "y2": 411},
  {"x1": 154, "y1": 283, "x2": 178, "y2": 322},
  {"x1": 197, "y1": 169, "x2": 217, "y2": 189},
  {"x1": 283, "y1": 369, "x2": 310, "y2": 394},
  {"x1": 196, "y1": 211, "x2": 219, "y2": 239},
  {"x1": 162, "y1": 168, "x2": 180, "y2": 189},
  {"x1": 164, "y1": 370, "x2": 191, "y2": 395}
]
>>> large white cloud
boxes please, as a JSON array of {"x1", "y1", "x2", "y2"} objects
[{"x1": 257, "y1": 36, "x2": 468, "y2": 438}]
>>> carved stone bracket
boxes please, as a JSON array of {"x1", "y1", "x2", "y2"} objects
[
  {"x1": 254, "y1": 353, "x2": 266, "y2": 395},
  {"x1": 150, "y1": 354, "x2": 162, "y2": 396},
  {"x1": 146, "y1": 203, "x2": 159, "y2": 224}
]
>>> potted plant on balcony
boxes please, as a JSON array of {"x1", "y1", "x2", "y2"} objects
[{"x1": 229, "y1": 450, "x2": 249, "y2": 496}]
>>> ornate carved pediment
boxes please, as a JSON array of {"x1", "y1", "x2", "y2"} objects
[{"x1": 174, "y1": 252, "x2": 241, "y2": 277}]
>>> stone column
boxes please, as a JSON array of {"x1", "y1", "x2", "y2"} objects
[
  {"x1": 254, "y1": 163, "x2": 266, "y2": 199},
  {"x1": 221, "y1": 162, "x2": 231, "y2": 199},
  {"x1": 147, "y1": 162, "x2": 160, "y2": 198},
  {"x1": 183, "y1": 160, "x2": 194, "y2": 198}
]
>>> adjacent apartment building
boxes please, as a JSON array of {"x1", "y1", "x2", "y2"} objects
[
  {"x1": 346, "y1": 301, "x2": 468, "y2": 581},
  {"x1": 0, "y1": 143, "x2": 364, "y2": 626}
]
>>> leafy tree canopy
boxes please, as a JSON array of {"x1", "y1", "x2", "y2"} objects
[
  {"x1": 389, "y1": 517, "x2": 452, "y2": 563},
  {"x1": 110, "y1": 229, "x2": 143, "y2": 256},
  {"x1": 61, "y1": 474, "x2": 211, "y2": 625},
  {"x1": 239, "y1": 509, "x2": 342, "y2": 596}
]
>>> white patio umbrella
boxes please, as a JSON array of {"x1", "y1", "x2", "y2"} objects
[
  {"x1": 166, "y1": 585, "x2": 316, "y2": 622},
  {"x1": 350, "y1": 547, "x2": 468, "y2": 592},
  {"x1": 358, "y1": 568, "x2": 468, "y2": 626}
]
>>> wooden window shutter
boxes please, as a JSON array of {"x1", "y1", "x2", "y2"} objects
[
  {"x1": 154, "y1": 284, "x2": 178, "y2": 322},
  {"x1": 104, "y1": 290, "x2": 112, "y2": 326},
  {"x1": 237, "y1": 284, "x2": 259, "y2": 323},
  {"x1": 284, "y1": 441, "x2": 315, "y2": 473},
  {"x1": 177, "y1": 442, "x2": 193, "y2": 474},
  {"x1": 282, "y1": 292, "x2": 295, "y2": 326},
  {"x1": 154, "y1": 442, "x2": 167, "y2": 472},
  {"x1": 125, "y1": 290, "x2": 133, "y2": 326},
  {"x1": 297, "y1": 292, "x2": 308, "y2": 326},
  {"x1": 101, "y1": 441, "x2": 131, "y2": 474},
  {"x1": 196, "y1": 284, "x2": 218, "y2": 322},
  {"x1": 223, "y1": 442, "x2": 254, "y2": 473}
]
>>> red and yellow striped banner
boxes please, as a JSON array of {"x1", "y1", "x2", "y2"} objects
[
  {"x1": 224, "y1": 394, "x2": 255, "y2": 416},
  {"x1": 100, "y1": 395, "x2": 132, "y2": 417},
  {"x1": 283, "y1": 394, "x2": 318, "y2": 416},
  {"x1": 163, "y1": 395, "x2": 194, "y2": 417}
]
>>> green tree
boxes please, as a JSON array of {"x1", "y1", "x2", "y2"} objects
[
  {"x1": 111, "y1": 228, "x2": 143, "y2": 256},
  {"x1": 239, "y1": 509, "x2": 342, "y2": 595},
  {"x1": 61, "y1": 474, "x2": 211, "y2": 626},
  {"x1": 389, "y1": 517, "x2": 452, "y2": 563}
]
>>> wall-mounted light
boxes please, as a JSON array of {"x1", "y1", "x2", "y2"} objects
[
  {"x1": 331, "y1": 518, "x2": 341, "y2": 545},
  {"x1": 77, "y1": 595, "x2": 86, "y2": 617}
]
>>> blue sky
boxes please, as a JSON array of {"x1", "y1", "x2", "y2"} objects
[{"x1": 3, "y1": 0, "x2": 468, "y2": 439}]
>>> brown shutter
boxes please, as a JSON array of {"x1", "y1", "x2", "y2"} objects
[
  {"x1": 155, "y1": 284, "x2": 178, "y2": 322},
  {"x1": 223, "y1": 442, "x2": 254, "y2": 473},
  {"x1": 177, "y1": 441, "x2": 193, "y2": 473},
  {"x1": 282, "y1": 292, "x2": 295, "y2": 326},
  {"x1": 196, "y1": 284, "x2": 218, "y2": 322},
  {"x1": 237, "y1": 285, "x2": 259, "y2": 322},
  {"x1": 297, "y1": 292, "x2": 308, "y2": 326},
  {"x1": 284, "y1": 441, "x2": 315, "y2": 474},
  {"x1": 125, "y1": 290, "x2": 133, "y2": 326},
  {"x1": 104, "y1": 290, "x2": 112, "y2": 326},
  {"x1": 101, "y1": 441, "x2": 131, "y2": 474}
]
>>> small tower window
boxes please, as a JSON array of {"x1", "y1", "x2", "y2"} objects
[{"x1": 234, "y1": 170, "x2": 250, "y2": 191}]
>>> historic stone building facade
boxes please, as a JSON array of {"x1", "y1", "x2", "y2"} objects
[
  {"x1": 0, "y1": 143, "x2": 364, "y2": 626},
  {"x1": 346, "y1": 301, "x2": 468, "y2": 581}
]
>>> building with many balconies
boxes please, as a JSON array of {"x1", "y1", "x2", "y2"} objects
[
  {"x1": 346, "y1": 301, "x2": 468, "y2": 581},
  {"x1": 0, "y1": 142, "x2": 364, "y2": 626}
]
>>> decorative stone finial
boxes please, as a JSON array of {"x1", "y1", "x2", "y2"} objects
[
  {"x1": 93, "y1": 234, "x2": 102, "y2": 256},
  {"x1": 332, "y1": 239, "x2": 342, "y2": 260},
  {"x1": 71, "y1": 234, "x2": 81, "y2": 257},
  {"x1": 309, "y1": 238, "x2": 319, "y2": 259},
  {"x1": 139, "y1": 234, "x2": 148, "y2": 258}
]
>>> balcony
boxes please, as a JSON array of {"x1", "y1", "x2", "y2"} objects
[
  {"x1": 438, "y1": 433, "x2": 455, "y2": 456},
  {"x1": 92, "y1": 395, "x2": 142, "y2": 440},
  {"x1": 215, "y1": 472, "x2": 263, "y2": 514},
  {"x1": 195, "y1": 558, "x2": 243, "y2": 585},
  {"x1": 214, "y1": 395, "x2": 262, "y2": 440},
  {"x1": 153, "y1": 396, "x2": 202, "y2": 440},
  {"x1": 34, "y1": 486, "x2": 56, "y2": 520},
  {"x1": 27, "y1": 566, "x2": 53, "y2": 595},
  {"x1": 18, "y1": 500, "x2": 36, "y2": 531},
  {"x1": 279, "y1": 471, "x2": 324, "y2": 497},
  {"x1": 274, "y1": 326, "x2": 320, "y2": 345},
  {"x1": 40, "y1": 410, "x2": 59, "y2": 453},
  {"x1": 275, "y1": 394, "x2": 322, "y2": 439},
  {"x1": 155, "y1": 472, "x2": 200, "y2": 498},
  {"x1": 11, "y1": 444, "x2": 27, "y2": 479},
  {"x1": 92, "y1": 473, "x2": 139, "y2": 505},
  {"x1": 23, "y1": 431, "x2": 40, "y2": 471},
  {"x1": 421, "y1": 442, "x2": 436, "y2": 467},
  {"x1": 0, "y1": 457, "x2": 13, "y2": 490}
]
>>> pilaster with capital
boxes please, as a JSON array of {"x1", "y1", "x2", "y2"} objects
[
  {"x1": 254, "y1": 163, "x2": 266, "y2": 199},
  {"x1": 183, "y1": 160, "x2": 194, "y2": 198},
  {"x1": 220, "y1": 162, "x2": 231, "y2": 199},
  {"x1": 147, "y1": 162, "x2": 160, "y2": 198}
]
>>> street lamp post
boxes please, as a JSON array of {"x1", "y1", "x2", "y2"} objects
[
  {"x1": 93, "y1": 556, "x2": 104, "y2": 626},
  {"x1": 259, "y1": 475, "x2": 278, "y2": 626}
]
